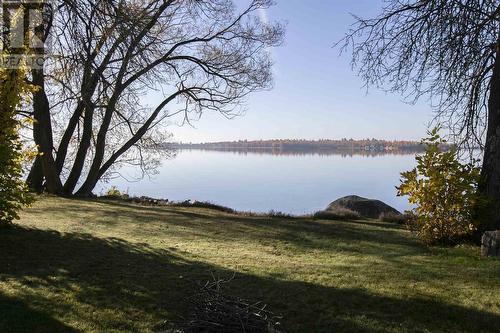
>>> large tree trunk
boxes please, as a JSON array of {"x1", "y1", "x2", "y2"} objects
[
  {"x1": 31, "y1": 69, "x2": 63, "y2": 195},
  {"x1": 26, "y1": 156, "x2": 44, "y2": 193},
  {"x1": 479, "y1": 45, "x2": 500, "y2": 231}
]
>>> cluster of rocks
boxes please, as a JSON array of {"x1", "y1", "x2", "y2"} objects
[
  {"x1": 128, "y1": 196, "x2": 170, "y2": 206},
  {"x1": 101, "y1": 194, "x2": 170, "y2": 206}
]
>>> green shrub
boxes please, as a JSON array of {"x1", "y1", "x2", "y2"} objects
[
  {"x1": 171, "y1": 200, "x2": 236, "y2": 214},
  {"x1": 378, "y1": 212, "x2": 408, "y2": 224},
  {"x1": 397, "y1": 128, "x2": 481, "y2": 245},
  {"x1": 267, "y1": 210, "x2": 294, "y2": 218},
  {"x1": 313, "y1": 207, "x2": 361, "y2": 221}
]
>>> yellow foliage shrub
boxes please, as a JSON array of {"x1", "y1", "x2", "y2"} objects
[
  {"x1": 0, "y1": 64, "x2": 35, "y2": 224},
  {"x1": 397, "y1": 128, "x2": 481, "y2": 245}
]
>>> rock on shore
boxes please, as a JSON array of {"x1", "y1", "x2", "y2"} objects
[{"x1": 325, "y1": 195, "x2": 401, "y2": 219}]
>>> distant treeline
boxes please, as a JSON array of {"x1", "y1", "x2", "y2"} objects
[{"x1": 171, "y1": 139, "x2": 450, "y2": 154}]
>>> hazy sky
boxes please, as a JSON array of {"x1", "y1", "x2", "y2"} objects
[{"x1": 169, "y1": 0, "x2": 434, "y2": 143}]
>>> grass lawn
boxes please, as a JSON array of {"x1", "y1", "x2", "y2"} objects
[{"x1": 1, "y1": 196, "x2": 499, "y2": 332}]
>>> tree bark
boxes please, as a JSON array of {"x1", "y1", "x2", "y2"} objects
[
  {"x1": 26, "y1": 156, "x2": 44, "y2": 193},
  {"x1": 55, "y1": 102, "x2": 84, "y2": 175},
  {"x1": 62, "y1": 104, "x2": 94, "y2": 195},
  {"x1": 74, "y1": 99, "x2": 117, "y2": 197},
  {"x1": 480, "y1": 44, "x2": 500, "y2": 231},
  {"x1": 31, "y1": 69, "x2": 63, "y2": 195},
  {"x1": 62, "y1": 51, "x2": 118, "y2": 195}
]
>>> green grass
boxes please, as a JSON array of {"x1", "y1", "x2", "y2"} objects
[{"x1": 1, "y1": 196, "x2": 499, "y2": 332}]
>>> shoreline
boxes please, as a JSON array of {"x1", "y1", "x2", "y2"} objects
[{"x1": 95, "y1": 194, "x2": 408, "y2": 224}]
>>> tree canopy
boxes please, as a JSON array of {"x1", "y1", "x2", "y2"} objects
[
  {"x1": 23, "y1": 0, "x2": 284, "y2": 196},
  {"x1": 341, "y1": 0, "x2": 500, "y2": 230}
]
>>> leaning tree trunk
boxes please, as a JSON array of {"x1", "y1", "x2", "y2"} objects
[
  {"x1": 31, "y1": 69, "x2": 63, "y2": 195},
  {"x1": 74, "y1": 123, "x2": 108, "y2": 197},
  {"x1": 55, "y1": 102, "x2": 85, "y2": 174},
  {"x1": 480, "y1": 43, "x2": 500, "y2": 231},
  {"x1": 62, "y1": 105, "x2": 94, "y2": 195},
  {"x1": 74, "y1": 94, "x2": 121, "y2": 197},
  {"x1": 62, "y1": 64, "x2": 103, "y2": 194}
]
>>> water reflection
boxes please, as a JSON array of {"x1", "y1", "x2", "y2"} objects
[
  {"x1": 179, "y1": 147, "x2": 421, "y2": 157},
  {"x1": 105, "y1": 149, "x2": 417, "y2": 215}
]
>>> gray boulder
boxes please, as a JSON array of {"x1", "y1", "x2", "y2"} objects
[
  {"x1": 481, "y1": 231, "x2": 500, "y2": 257},
  {"x1": 326, "y1": 195, "x2": 401, "y2": 219}
]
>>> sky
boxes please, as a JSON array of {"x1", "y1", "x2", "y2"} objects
[{"x1": 168, "y1": 0, "x2": 434, "y2": 143}]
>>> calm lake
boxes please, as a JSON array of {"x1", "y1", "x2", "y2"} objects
[{"x1": 102, "y1": 149, "x2": 417, "y2": 215}]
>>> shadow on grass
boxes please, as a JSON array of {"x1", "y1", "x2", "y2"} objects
[
  {"x1": 24, "y1": 199, "x2": 464, "y2": 287},
  {"x1": 1, "y1": 225, "x2": 499, "y2": 332},
  {"x1": 0, "y1": 293, "x2": 79, "y2": 333},
  {"x1": 41, "y1": 198, "x2": 425, "y2": 258}
]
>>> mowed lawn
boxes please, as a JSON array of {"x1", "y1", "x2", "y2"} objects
[{"x1": 0, "y1": 197, "x2": 499, "y2": 333}]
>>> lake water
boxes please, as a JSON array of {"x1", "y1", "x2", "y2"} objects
[{"x1": 102, "y1": 149, "x2": 417, "y2": 215}]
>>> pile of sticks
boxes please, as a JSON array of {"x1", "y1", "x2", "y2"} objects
[{"x1": 180, "y1": 275, "x2": 283, "y2": 333}]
